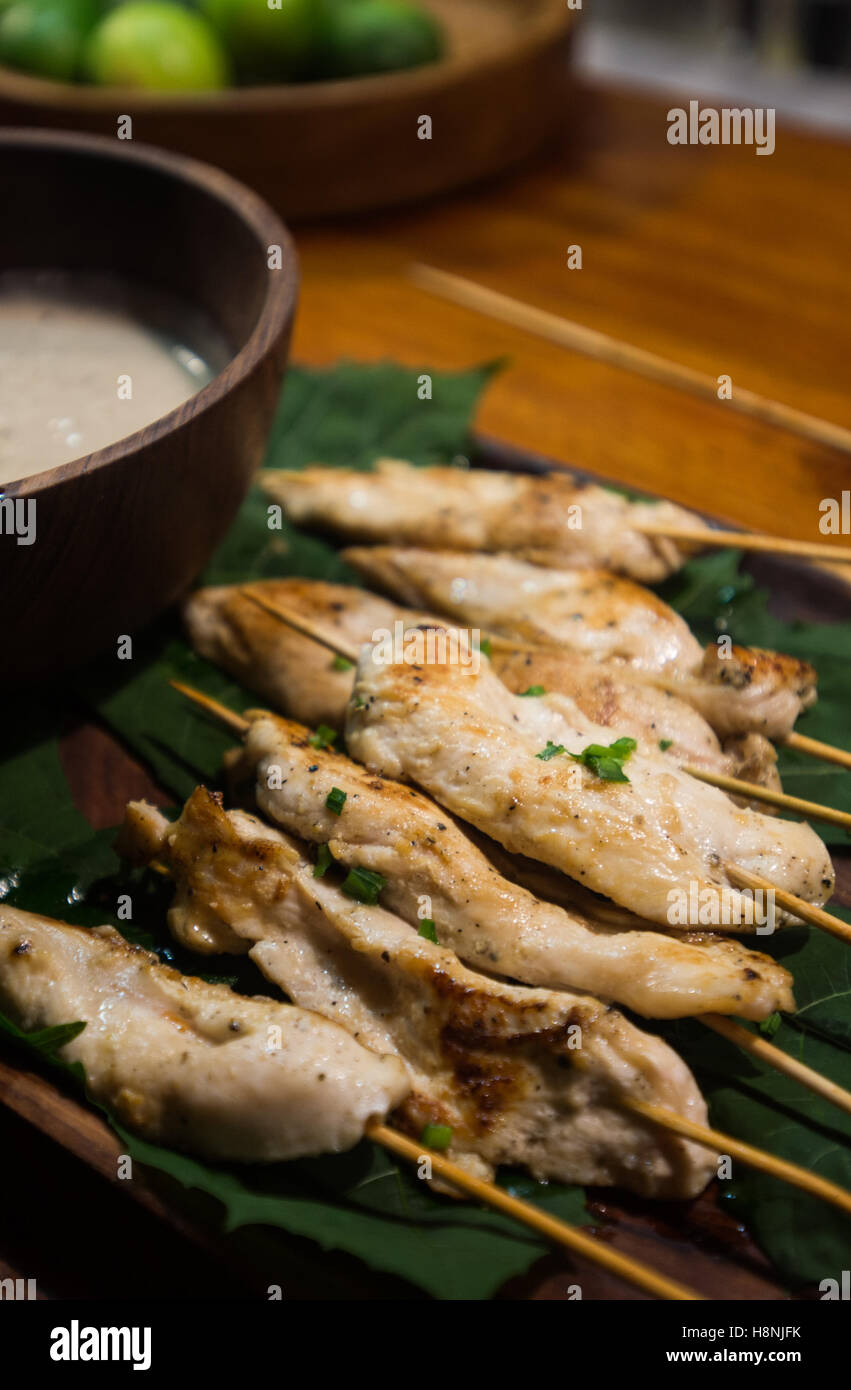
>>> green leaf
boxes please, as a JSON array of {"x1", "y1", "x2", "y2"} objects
[
  {"x1": 0, "y1": 1014, "x2": 86, "y2": 1060},
  {"x1": 518, "y1": 685, "x2": 546, "y2": 697},
  {"x1": 309, "y1": 725, "x2": 338, "y2": 751},
  {"x1": 536, "y1": 741, "x2": 565, "y2": 761},
  {"x1": 325, "y1": 787, "x2": 347, "y2": 816},
  {"x1": 110, "y1": 1126, "x2": 587, "y2": 1301},
  {"x1": 421, "y1": 1124, "x2": 453, "y2": 1152},
  {"x1": 417, "y1": 918, "x2": 438, "y2": 943},
  {"x1": 567, "y1": 736, "x2": 637, "y2": 783},
  {"x1": 313, "y1": 844, "x2": 334, "y2": 879},
  {"x1": 341, "y1": 866, "x2": 385, "y2": 905}
]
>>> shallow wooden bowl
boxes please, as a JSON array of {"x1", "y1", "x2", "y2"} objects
[
  {"x1": 0, "y1": 1, "x2": 577, "y2": 219},
  {"x1": 0, "y1": 129, "x2": 298, "y2": 684}
]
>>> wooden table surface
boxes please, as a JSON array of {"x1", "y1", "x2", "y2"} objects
[
  {"x1": 292, "y1": 78, "x2": 851, "y2": 539},
  {"x1": 3, "y1": 76, "x2": 850, "y2": 1302}
]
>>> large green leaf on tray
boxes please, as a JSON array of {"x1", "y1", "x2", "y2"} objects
[{"x1": 4, "y1": 360, "x2": 851, "y2": 1293}]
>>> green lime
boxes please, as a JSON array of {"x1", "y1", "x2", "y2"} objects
[
  {"x1": 322, "y1": 0, "x2": 443, "y2": 78},
  {"x1": 84, "y1": 1, "x2": 230, "y2": 89},
  {"x1": 198, "y1": 0, "x2": 319, "y2": 82},
  {"x1": 0, "y1": 0, "x2": 102, "y2": 81}
]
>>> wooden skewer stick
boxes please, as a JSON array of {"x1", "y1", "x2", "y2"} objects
[
  {"x1": 367, "y1": 1122, "x2": 702, "y2": 1301},
  {"x1": 169, "y1": 680, "x2": 250, "y2": 736},
  {"x1": 171, "y1": 677, "x2": 851, "y2": 1126},
  {"x1": 241, "y1": 589, "x2": 361, "y2": 663},
  {"x1": 726, "y1": 864, "x2": 851, "y2": 946},
  {"x1": 700, "y1": 1015, "x2": 851, "y2": 1120},
  {"x1": 239, "y1": 587, "x2": 543, "y2": 663},
  {"x1": 633, "y1": 520, "x2": 851, "y2": 566},
  {"x1": 684, "y1": 766, "x2": 851, "y2": 832},
  {"x1": 783, "y1": 730, "x2": 851, "y2": 772},
  {"x1": 410, "y1": 262, "x2": 851, "y2": 456},
  {"x1": 626, "y1": 1099, "x2": 851, "y2": 1217}
]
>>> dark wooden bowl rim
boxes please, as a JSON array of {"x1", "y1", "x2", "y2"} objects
[{"x1": 0, "y1": 127, "x2": 298, "y2": 496}]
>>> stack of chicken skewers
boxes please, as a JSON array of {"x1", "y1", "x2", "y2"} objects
[
  {"x1": 143, "y1": 465, "x2": 842, "y2": 1183},
  {"x1": 2, "y1": 458, "x2": 847, "y2": 1297}
]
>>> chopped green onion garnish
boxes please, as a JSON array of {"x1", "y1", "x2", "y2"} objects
[
  {"x1": 420, "y1": 1123, "x2": 453, "y2": 1151},
  {"x1": 518, "y1": 685, "x2": 546, "y2": 697},
  {"x1": 536, "y1": 741, "x2": 565, "y2": 761},
  {"x1": 341, "y1": 866, "x2": 386, "y2": 905},
  {"x1": 313, "y1": 844, "x2": 334, "y2": 879},
  {"x1": 478, "y1": 637, "x2": 492, "y2": 659},
  {"x1": 309, "y1": 724, "x2": 337, "y2": 750},
  {"x1": 326, "y1": 787, "x2": 347, "y2": 816},
  {"x1": 759, "y1": 1011, "x2": 782, "y2": 1038},
  {"x1": 418, "y1": 918, "x2": 438, "y2": 943},
  {"x1": 568, "y1": 736, "x2": 637, "y2": 784},
  {"x1": 332, "y1": 655, "x2": 354, "y2": 672},
  {"x1": 658, "y1": 738, "x2": 673, "y2": 752}
]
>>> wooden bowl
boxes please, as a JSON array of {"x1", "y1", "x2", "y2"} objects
[
  {"x1": 0, "y1": 129, "x2": 298, "y2": 684},
  {"x1": 0, "y1": 1, "x2": 577, "y2": 219}
]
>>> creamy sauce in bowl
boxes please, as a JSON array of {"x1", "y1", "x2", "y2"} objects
[{"x1": 0, "y1": 272, "x2": 231, "y2": 486}]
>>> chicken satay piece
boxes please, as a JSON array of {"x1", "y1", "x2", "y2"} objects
[
  {"x1": 344, "y1": 547, "x2": 817, "y2": 741},
  {"x1": 184, "y1": 578, "x2": 433, "y2": 734},
  {"x1": 343, "y1": 646, "x2": 833, "y2": 930},
  {"x1": 184, "y1": 578, "x2": 780, "y2": 792},
  {"x1": 260, "y1": 459, "x2": 700, "y2": 583},
  {"x1": 123, "y1": 788, "x2": 717, "y2": 1199},
  {"x1": 0, "y1": 904, "x2": 408, "y2": 1162},
  {"x1": 471, "y1": 837, "x2": 794, "y2": 977},
  {"x1": 682, "y1": 643, "x2": 818, "y2": 741},
  {"x1": 204, "y1": 710, "x2": 794, "y2": 1019},
  {"x1": 490, "y1": 647, "x2": 782, "y2": 796}
]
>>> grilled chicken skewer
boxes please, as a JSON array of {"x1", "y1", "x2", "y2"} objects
[
  {"x1": 1, "y1": 905, "x2": 709, "y2": 1298},
  {"x1": 260, "y1": 460, "x2": 701, "y2": 583},
  {"x1": 0, "y1": 904, "x2": 408, "y2": 1161},
  {"x1": 121, "y1": 786, "x2": 717, "y2": 1198},
  {"x1": 213, "y1": 708, "x2": 793, "y2": 1019},
  {"x1": 343, "y1": 547, "x2": 817, "y2": 743},
  {"x1": 184, "y1": 579, "x2": 781, "y2": 793},
  {"x1": 224, "y1": 584, "x2": 851, "y2": 834},
  {"x1": 336, "y1": 642, "x2": 831, "y2": 930},
  {"x1": 167, "y1": 684, "x2": 851, "y2": 1205}
]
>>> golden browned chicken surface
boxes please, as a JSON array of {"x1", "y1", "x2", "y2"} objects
[
  {"x1": 184, "y1": 578, "x2": 781, "y2": 793},
  {"x1": 122, "y1": 788, "x2": 717, "y2": 1198},
  {"x1": 344, "y1": 547, "x2": 817, "y2": 740},
  {"x1": 261, "y1": 459, "x2": 700, "y2": 582},
  {"x1": 214, "y1": 710, "x2": 794, "y2": 1019},
  {"x1": 344, "y1": 645, "x2": 832, "y2": 928},
  {"x1": 0, "y1": 904, "x2": 409, "y2": 1161}
]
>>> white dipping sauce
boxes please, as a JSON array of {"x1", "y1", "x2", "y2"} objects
[{"x1": 0, "y1": 272, "x2": 226, "y2": 485}]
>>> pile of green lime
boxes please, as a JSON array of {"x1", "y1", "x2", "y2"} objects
[{"x1": 0, "y1": 0, "x2": 445, "y2": 90}]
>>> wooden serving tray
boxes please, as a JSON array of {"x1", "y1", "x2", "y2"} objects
[
  {"x1": 1, "y1": 434, "x2": 848, "y2": 1301},
  {"x1": 0, "y1": 1, "x2": 577, "y2": 220}
]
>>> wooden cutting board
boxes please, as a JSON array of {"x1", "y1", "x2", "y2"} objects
[{"x1": 1, "y1": 434, "x2": 848, "y2": 1300}]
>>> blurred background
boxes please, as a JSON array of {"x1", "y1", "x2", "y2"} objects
[{"x1": 578, "y1": 0, "x2": 851, "y2": 131}]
